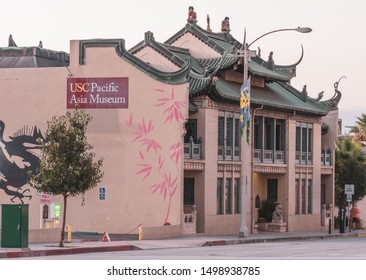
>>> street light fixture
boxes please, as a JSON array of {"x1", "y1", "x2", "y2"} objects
[
  {"x1": 248, "y1": 27, "x2": 312, "y2": 48},
  {"x1": 238, "y1": 26, "x2": 312, "y2": 238}
]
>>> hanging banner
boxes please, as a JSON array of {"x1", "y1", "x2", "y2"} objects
[{"x1": 67, "y1": 77, "x2": 128, "y2": 109}]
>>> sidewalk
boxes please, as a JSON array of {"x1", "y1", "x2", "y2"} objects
[{"x1": 1, "y1": 229, "x2": 366, "y2": 259}]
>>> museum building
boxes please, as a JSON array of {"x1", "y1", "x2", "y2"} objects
[{"x1": 0, "y1": 7, "x2": 341, "y2": 241}]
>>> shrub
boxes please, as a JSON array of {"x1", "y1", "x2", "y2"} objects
[{"x1": 258, "y1": 199, "x2": 277, "y2": 222}]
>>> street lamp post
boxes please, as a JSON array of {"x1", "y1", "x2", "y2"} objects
[{"x1": 238, "y1": 27, "x2": 312, "y2": 238}]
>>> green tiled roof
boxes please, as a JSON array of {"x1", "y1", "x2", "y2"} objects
[
  {"x1": 213, "y1": 79, "x2": 336, "y2": 116},
  {"x1": 79, "y1": 39, "x2": 190, "y2": 85},
  {"x1": 196, "y1": 55, "x2": 238, "y2": 72},
  {"x1": 189, "y1": 101, "x2": 198, "y2": 113},
  {"x1": 166, "y1": 47, "x2": 206, "y2": 75},
  {"x1": 249, "y1": 46, "x2": 303, "y2": 82},
  {"x1": 130, "y1": 31, "x2": 225, "y2": 94},
  {"x1": 249, "y1": 58, "x2": 294, "y2": 81},
  {"x1": 163, "y1": 23, "x2": 303, "y2": 82},
  {"x1": 189, "y1": 72, "x2": 212, "y2": 94},
  {"x1": 165, "y1": 23, "x2": 241, "y2": 55}
]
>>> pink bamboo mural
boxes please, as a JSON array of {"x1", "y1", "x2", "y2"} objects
[{"x1": 125, "y1": 87, "x2": 186, "y2": 225}]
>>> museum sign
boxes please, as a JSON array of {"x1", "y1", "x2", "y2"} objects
[{"x1": 67, "y1": 77, "x2": 128, "y2": 109}]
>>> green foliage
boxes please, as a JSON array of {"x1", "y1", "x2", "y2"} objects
[
  {"x1": 258, "y1": 199, "x2": 276, "y2": 222},
  {"x1": 335, "y1": 138, "x2": 366, "y2": 208},
  {"x1": 28, "y1": 109, "x2": 103, "y2": 196},
  {"x1": 28, "y1": 108, "x2": 103, "y2": 246},
  {"x1": 350, "y1": 113, "x2": 366, "y2": 142}
]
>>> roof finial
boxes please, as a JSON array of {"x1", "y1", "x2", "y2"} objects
[
  {"x1": 187, "y1": 6, "x2": 197, "y2": 24},
  {"x1": 267, "y1": 51, "x2": 274, "y2": 70},
  {"x1": 8, "y1": 34, "x2": 17, "y2": 47},
  {"x1": 221, "y1": 17, "x2": 230, "y2": 32},
  {"x1": 300, "y1": 85, "x2": 308, "y2": 101},
  {"x1": 206, "y1": 14, "x2": 211, "y2": 31},
  {"x1": 38, "y1": 41, "x2": 43, "y2": 48},
  {"x1": 331, "y1": 76, "x2": 346, "y2": 108},
  {"x1": 315, "y1": 91, "x2": 324, "y2": 101}
]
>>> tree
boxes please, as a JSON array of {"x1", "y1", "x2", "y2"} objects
[
  {"x1": 350, "y1": 113, "x2": 366, "y2": 142},
  {"x1": 335, "y1": 138, "x2": 366, "y2": 209},
  {"x1": 28, "y1": 109, "x2": 103, "y2": 247}
]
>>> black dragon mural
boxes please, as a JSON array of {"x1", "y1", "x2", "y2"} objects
[{"x1": 0, "y1": 120, "x2": 43, "y2": 203}]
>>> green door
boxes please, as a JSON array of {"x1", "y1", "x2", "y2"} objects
[{"x1": 1, "y1": 204, "x2": 28, "y2": 248}]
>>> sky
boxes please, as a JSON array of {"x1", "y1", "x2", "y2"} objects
[{"x1": 2, "y1": 0, "x2": 365, "y2": 133}]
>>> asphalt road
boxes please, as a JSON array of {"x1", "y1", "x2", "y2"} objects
[{"x1": 17, "y1": 236, "x2": 366, "y2": 260}]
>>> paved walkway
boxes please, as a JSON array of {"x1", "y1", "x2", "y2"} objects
[{"x1": 1, "y1": 229, "x2": 366, "y2": 259}]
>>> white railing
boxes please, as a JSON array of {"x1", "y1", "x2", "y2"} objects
[
  {"x1": 217, "y1": 145, "x2": 240, "y2": 161},
  {"x1": 321, "y1": 149, "x2": 332, "y2": 166},
  {"x1": 254, "y1": 149, "x2": 285, "y2": 164},
  {"x1": 296, "y1": 151, "x2": 312, "y2": 165},
  {"x1": 184, "y1": 142, "x2": 203, "y2": 160},
  {"x1": 275, "y1": 151, "x2": 285, "y2": 163}
]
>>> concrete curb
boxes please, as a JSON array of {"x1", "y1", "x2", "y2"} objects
[
  {"x1": 202, "y1": 232, "x2": 365, "y2": 247},
  {"x1": 0, "y1": 244, "x2": 138, "y2": 259},
  {"x1": 1, "y1": 231, "x2": 365, "y2": 259}
]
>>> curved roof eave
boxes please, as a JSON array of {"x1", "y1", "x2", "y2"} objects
[
  {"x1": 212, "y1": 79, "x2": 332, "y2": 116},
  {"x1": 165, "y1": 23, "x2": 239, "y2": 55},
  {"x1": 197, "y1": 55, "x2": 239, "y2": 72},
  {"x1": 249, "y1": 46, "x2": 303, "y2": 81},
  {"x1": 79, "y1": 39, "x2": 191, "y2": 85},
  {"x1": 188, "y1": 72, "x2": 212, "y2": 94},
  {"x1": 249, "y1": 59, "x2": 293, "y2": 81},
  {"x1": 275, "y1": 45, "x2": 304, "y2": 69}
]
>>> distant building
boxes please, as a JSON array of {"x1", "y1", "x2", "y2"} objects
[{"x1": 0, "y1": 7, "x2": 341, "y2": 240}]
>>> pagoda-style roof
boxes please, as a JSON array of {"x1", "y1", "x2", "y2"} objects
[
  {"x1": 1, "y1": 9, "x2": 341, "y2": 118},
  {"x1": 163, "y1": 21, "x2": 304, "y2": 83},
  {"x1": 210, "y1": 78, "x2": 340, "y2": 116},
  {"x1": 164, "y1": 23, "x2": 242, "y2": 54},
  {"x1": 79, "y1": 38, "x2": 190, "y2": 85},
  {"x1": 130, "y1": 31, "x2": 238, "y2": 94},
  {"x1": 249, "y1": 46, "x2": 303, "y2": 82},
  {"x1": 127, "y1": 15, "x2": 339, "y2": 116},
  {"x1": 0, "y1": 35, "x2": 69, "y2": 68},
  {"x1": 129, "y1": 31, "x2": 205, "y2": 75}
]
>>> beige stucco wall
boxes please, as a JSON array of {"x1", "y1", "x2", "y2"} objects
[
  {"x1": 321, "y1": 109, "x2": 338, "y2": 207},
  {"x1": 190, "y1": 99, "x2": 251, "y2": 235},
  {"x1": 171, "y1": 33, "x2": 221, "y2": 59},
  {"x1": 251, "y1": 111, "x2": 337, "y2": 232},
  {"x1": 134, "y1": 46, "x2": 181, "y2": 72},
  {"x1": 0, "y1": 40, "x2": 188, "y2": 238},
  {"x1": 0, "y1": 67, "x2": 67, "y2": 234}
]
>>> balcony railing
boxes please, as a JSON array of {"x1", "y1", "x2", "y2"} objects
[
  {"x1": 295, "y1": 151, "x2": 313, "y2": 165},
  {"x1": 217, "y1": 145, "x2": 240, "y2": 161},
  {"x1": 184, "y1": 139, "x2": 204, "y2": 160},
  {"x1": 321, "y1": 149, "x2": 332, "y2": 166},
  {"x1": 254, "y1": 149, "x2": 285, "y2": 164}
]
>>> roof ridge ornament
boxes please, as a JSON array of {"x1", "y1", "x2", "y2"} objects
[
  {"x1": 8, "y1": 34, "x2": 17, "y2": 47},
  {"x1": 187, "y1": 6, "x2": 197, "y2": 24},
  {"x1": 275, "y1": 45, "x2": 304, "y2": 69},
  {"x1": 206, "y1": 14, "x2": 212, "y2": 31},
  {"x1": 267, "y1": 51, "x2": 274, "y2": 70},
  {"x1": 144, "y1": 31, "x2": 154, "y2": 44},
  {"x1": 301, "y1": 85, "x2": 308, "y2": 101},
  {"x1": 331, "y1": 76, "x2": 346, "y2": 108},
  {"x1": 315, "y1": 91, "x2": 324, "y2": 101},
  {"x1": 221, "y1": 17, "x2": 230, "y2": 32}
]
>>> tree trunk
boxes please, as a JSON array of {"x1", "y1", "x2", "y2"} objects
[{"x1": 59, "y1": 195, "x2": 67, "y2": 247}]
